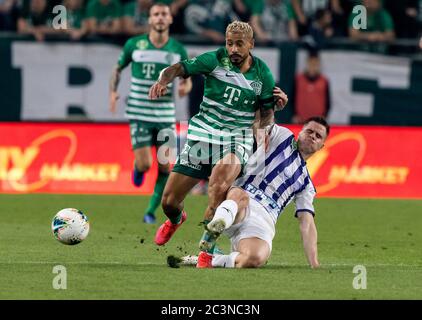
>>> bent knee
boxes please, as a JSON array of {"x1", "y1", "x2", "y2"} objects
[
  {"x1": 238, "y1": 253, "x2": 267, "y2": 268},
  {"x1": 161, "y1": 192, "x2": 173, "y2": 209},
  {"x1": 227, "y1": 187, "x2": 249, "y2": 205},
  {"x1": 208, "y1": 181, "x2": 231, "y2": 198},
  {"x1": 134, "y1": 159, "x2": 152, "y2": 172},
  {"x1": 161, "y1": 191, "x2": 181, "y2": 212}
]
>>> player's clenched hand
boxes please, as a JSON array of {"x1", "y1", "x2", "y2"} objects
[
  {"x1": 273, "y1": 87, "x2": 288, "y2": 111},
  {"x1": 109, "y1": 91, "x2": 119, "y2": 114},
  {"x1": 149, "y1": 81, "x2": 168, "y2": 99}
]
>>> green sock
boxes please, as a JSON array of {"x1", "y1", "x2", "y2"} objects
[
  {"x1": 145, "y1": 172, "x2": 169, "y2": 217},
  {"x1": 199, "y1": 229, "x2": 219, "y2": 254},
  {"x1": 169, "y1": 212, "x2": 182, "y2": 225},
  {"x1": 200, "y1": 220, "x2": 211, "y2": 252},
  {"x1": 207, "y1": 243, "x2": 216, "y2": 254}
]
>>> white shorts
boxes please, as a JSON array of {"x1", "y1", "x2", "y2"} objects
[{"x1": 224, "y1": 197, "x2": 276, "y2": 252}]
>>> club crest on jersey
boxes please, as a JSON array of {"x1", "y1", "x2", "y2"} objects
[
  {"x1": 186, "y1": 57, "x2": 197, "y2": 65},
  {"x1": 221, "y1": 57, "x2": 231, "y2": 70},
  {"x1": 291, "y1": 139, "x2": 298, "y2": 150},
  {"x1": 136, "y1": 40, "x2": 148, "y2": 50},
  {"x1": 250, "y1": 81, "x2": 263, "y2": 95}
]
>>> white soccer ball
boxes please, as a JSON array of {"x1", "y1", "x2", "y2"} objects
[{"x1": 52, "y1": 208, "x2": 90, "y2": 245}]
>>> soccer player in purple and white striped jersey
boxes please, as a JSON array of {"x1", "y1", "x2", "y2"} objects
[{"x1": 196, "y1": 117, "x2": 330, "y2": 269}]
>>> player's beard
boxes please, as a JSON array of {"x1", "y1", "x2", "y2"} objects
[
  {"x1": 152, "y1": 23, "x2": 168, "y2": 34},
  {"x1": 229, "y1": 54, "x2": 246, "y2": 67}
]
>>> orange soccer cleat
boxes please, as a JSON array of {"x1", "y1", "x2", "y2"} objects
[
  {"x1": 196, "y1": 251, "x2": 213, "y2": 268},
  {"x1": 154, "y1": 211, "x2": 187, "y2": 246}
]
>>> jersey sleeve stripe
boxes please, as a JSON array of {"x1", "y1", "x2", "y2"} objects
[{"x1": 294, "y1": 209, "x2": 315, "y2": 218}]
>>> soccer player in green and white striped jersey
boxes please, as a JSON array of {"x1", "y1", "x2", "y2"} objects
[
  {"x1": 149, "y1": 21, "x2": 288, "y2": 247},
  {"x1": 109, "y1": 3, "x2": 192, "y2": 224}
]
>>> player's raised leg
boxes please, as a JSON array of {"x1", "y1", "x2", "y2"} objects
[
  {"x1": 155, "y1": 172, "x2": 200, "y2": 245},
  {"x1": 198, "y1": 152, "x2": 242, "y2": 253},
  {"x1": 197, "y1": 187, "x2": 249, "y2": 268}
]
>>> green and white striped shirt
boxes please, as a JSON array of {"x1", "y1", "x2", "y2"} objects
[
  {"x1": 181, "y1": 47, "x2": 275, "y2": 152},
  {"x1": 117, "y1": 34, "x2": 188, "y2": 123}
]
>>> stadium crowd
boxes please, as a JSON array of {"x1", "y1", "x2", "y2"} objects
[{"x1": 1, "y1": 0, "x2": 421, "y2": 44}]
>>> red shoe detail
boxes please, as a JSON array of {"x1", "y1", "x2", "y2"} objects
[
  {"x1": 196, "y1": 251, "x2": 213, "y2": 268},
  {"x1": 154, "y1": 211, "x2": 187, "y2": 246}
]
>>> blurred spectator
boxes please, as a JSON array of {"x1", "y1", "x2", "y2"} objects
[
  {"x1": 164, "y1": 0, "x2": 189, "y2": 34},
  {"x1": 17, "y1": 0, "x2": 56, "y2": 41},
  {"x1": 308, "y1": 8, "x2": 333, "y2": 48},
  {"x1": 384, "y1": 0, "x2": 419, "y2": 38},
  {"x1": 184, "y1": 0, "x2": 235, "y2": 43},
  {"x1": 293, "y1": 50, "x2": 330, "y2": 124},
  {"x1": 348, "y1": 0, "x2": 395, "y2": 42},
  {"x1": 63, "y1": 0, "x2": 88, "y2": 40},
  {"x1": 330, "y1": 0, "x2": 358, "y2": 37},
  {"x1": 232, "y1": 0, "x2": 270, "y2": 42},
  {"x1": 419, "y1": 0, "x2": 422, "y2": 23},
  {"x1": 290, "y1": 0, "x2": 337, "y2": 36},
  {"x1": 85, "y1": 0, "x2": 122, "y2": 35},
  {"x1": 260, "y1": 0, "x2": 298, "y2": 42},
  {"x1": 121, "y1": 0, "x2": 152, "y2": 35},
  {"x1": 0, "y1": 0, "x2": 17, "y2": 30}
]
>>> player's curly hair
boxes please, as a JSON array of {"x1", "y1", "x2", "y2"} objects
[{"x1": 226, "y1": 21, "x2": 254, "y2": 40}]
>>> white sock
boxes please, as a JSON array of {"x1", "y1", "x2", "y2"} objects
[
  {"x1": 211, "y1": 200, "x2": 238, "y2": 230},
  {"x1": 212, "y1": 252, "x2": 240, "y2": 268}
]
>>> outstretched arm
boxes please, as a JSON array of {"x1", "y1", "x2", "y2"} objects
[
  {"x1": 149, "y1": 63, "x2": 186, "y2": 99},
  {"x1": 297, "y1": 212, "x2": 320, "y2": 268}
]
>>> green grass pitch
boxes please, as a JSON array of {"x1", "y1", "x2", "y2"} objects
[{"x1": 0, "y1": 194, "x2": 421, "y2": 299}]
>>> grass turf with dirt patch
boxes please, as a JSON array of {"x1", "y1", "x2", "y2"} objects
[{"x1": 0, "y1": 194, "x2": 421, "y2": 299}]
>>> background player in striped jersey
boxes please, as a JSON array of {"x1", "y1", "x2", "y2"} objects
[
  {"x1": 149, "y1": 21, "x2": 288, "y2": 247},
  {"x1": 195, "y1": 117, "x2": 330, "y2": 268},
  {"x1": 109, "y1": 3, "x2": 192, "y2": 224}
]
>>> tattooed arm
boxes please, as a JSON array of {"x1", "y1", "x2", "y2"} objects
[
  {"x1": 110, "y1": 65, "x2": 122, "y2": 92},
  {"x1": 109, "y1": 65, "x2": 122, "y2": 114},
  {"x1": 252, "y1": 108, "x2": 274, "y2": 153},
  {"x1": 259, "y1": 107, "x2": 275, "y2": 129},
  {"x1": 149, "y1": 63, "x2": 186, "y2": 99}
]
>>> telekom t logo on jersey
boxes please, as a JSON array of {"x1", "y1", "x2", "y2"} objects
[
  {"x1": 224, "y1": 86, "x2": 241, "y2": 105},
  {"x1": 142, "y1": 63, "x2": 156, "y2": 79}
]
